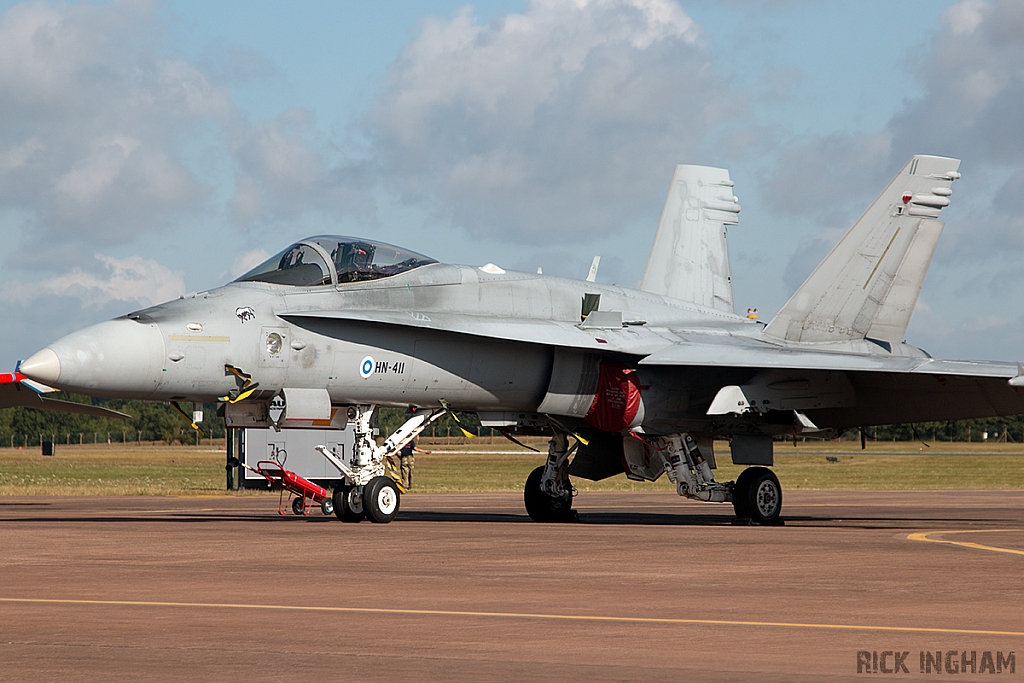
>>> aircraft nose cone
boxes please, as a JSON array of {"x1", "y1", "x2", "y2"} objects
[
  {"x1": 22, "y1": 318, "x2": 166, "y2": 398},
  {"x1": 19, "y1": 348, "x2": 61, "y2": 385}
]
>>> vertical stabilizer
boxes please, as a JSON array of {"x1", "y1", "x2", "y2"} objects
[
  {"x1": 640, "y1": 165, "x2": 740, "y2": 312},
  {"x1": 763, "y1": 155, "x2": 960, "y2": 343}
]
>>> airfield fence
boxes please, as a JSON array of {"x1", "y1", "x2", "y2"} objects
[{"x1": 0, "y1": 430, "x2": 226, "y2": 449}]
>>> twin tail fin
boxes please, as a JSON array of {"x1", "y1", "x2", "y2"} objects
[{"x1": 763, "y1": 155, "x2": 961, "y2": 345}]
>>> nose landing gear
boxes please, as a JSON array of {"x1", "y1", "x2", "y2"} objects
[{"x1": 317, "y1": 404, "x2": 447, "y2": 524}]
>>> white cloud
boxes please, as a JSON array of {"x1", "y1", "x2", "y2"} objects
[
  {"x1": 0, "y1": 0, "x2": 367, "y2": 270},
  {"x1": 230, "y1": 249, "x2": 271, "y2": 278},
  {"x1": 230, "y1": 108, "x2": 375, "y2": 226},
  {"x1": 0, "y1": 251, "x2": 184, "y2": 366},
  {"x1": 759, "y1": 132, "x2": 893, "y2": 220},
  {"x1": 0, "y1": 0, "x2": 229, "y2": 261},
  {"x1": 744, "y1": 0, "x2": 1024, "y2": 360},
  {"x1": 0, "y1": 0, "x2": 377, "y2": 368},
  {"x1": 759, "y1": 1, "x2": 1024, "y2": 215},
  {"x1": 366, "y1": 0, "x2": 736, "y2": 243},
  {"x1": 887, "y1": 3, "x2": 1024, "y2": 164},
  {"x1": 944, "y1": 0, "x2": 988, "y2": 35},
  {"x1": 1, "y1": 254, "x2": 185, "y2": 309}
]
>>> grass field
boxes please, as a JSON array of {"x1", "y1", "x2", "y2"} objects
[
  {"x1": 1, "y1": 439, "x2": 1023, "y2": 496},
  {"x1": 0, "y1": 445, "x2": 228, "y2": 496}
]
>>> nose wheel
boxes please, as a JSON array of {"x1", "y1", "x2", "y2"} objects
[
  {"x1": 331, "y1": 479, "x2": 400, "y2": 523},
  {"x1": 333, "y1": 485, "x2": 366, "y2": 522},
  {"x1": 364, "y1": 476, "x2": 400, "y2": 523}
]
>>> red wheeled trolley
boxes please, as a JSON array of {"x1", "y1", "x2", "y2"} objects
[{"x1": 244, "y1": 459, "x2": 335, "y2": 516}]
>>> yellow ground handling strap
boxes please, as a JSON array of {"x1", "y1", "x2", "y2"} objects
[
  {"x1": 170, "y1": 401, "x2": 205, "y2": 438},
  {"x1": 219, "y1": 364, "x2": 259, "y2": 403},
  {"x1": 438, "y1": 399, "x2": 476, "y2": 439}
]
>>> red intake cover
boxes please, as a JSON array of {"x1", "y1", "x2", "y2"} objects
[{"x1": 585, "y1": 363, "x2": 643, "y2": 432}]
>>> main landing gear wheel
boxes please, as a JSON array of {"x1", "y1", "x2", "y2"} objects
[
  {"x1": 291, "y1": 496, "x2": 306, "y2": 516},
  {"x1": 732, "y1": 466, "x2": 782, "y2": 525},
  {"x1": 364, "y1": 476, "x2": 400, "y2": 523},
  {"x1": 332, "y1": 485, "x2": 365, "y2": 523},
  {"x1": 524, "y1": 465, "x2": 574, "y2": 522}
]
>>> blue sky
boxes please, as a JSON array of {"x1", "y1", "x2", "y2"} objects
[{"x1": 3, "y1": 0, "x2": 1023, "y2": 369}]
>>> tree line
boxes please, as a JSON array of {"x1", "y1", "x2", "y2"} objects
[{"x1": 0, "y1": 395, "x2": 226, "y2": 446}]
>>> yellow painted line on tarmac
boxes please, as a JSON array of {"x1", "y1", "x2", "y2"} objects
[
  {"x1": 908, "y1": 529, "x2": 1024, "y2": 556},
  {"x1": 1, "y1": 597, "x2": 1022, "y2": 637}
]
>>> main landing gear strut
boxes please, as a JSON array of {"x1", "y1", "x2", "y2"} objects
[
  {"x1": 315, "y1": 404, "x2": 445, "y2": 524},
  {"x1": 523, "y1": 427, "x2": 783, "y2": 525},
  {"x1": 652, "y1": 433, "x2": 782, "y2": 524},
  {"x1": 524, "y1": 428, "x2": 578, "y2": 522}
]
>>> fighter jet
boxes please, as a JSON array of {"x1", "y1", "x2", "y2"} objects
[{"x1": 16, "y1": 155, "x2": 1024, "y2": 524}]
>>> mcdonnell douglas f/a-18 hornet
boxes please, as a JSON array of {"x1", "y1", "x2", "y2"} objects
[{"x1": 10, "y1": 154, "x2": 1024, "y2": 525}]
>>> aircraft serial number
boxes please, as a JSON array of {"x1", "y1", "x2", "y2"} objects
[{"x1": 375, "y1": 361, "x2": 406, "y2": 374}]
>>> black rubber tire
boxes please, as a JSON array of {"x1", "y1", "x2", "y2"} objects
[
  {"x1": 332, "y1": 485, "x2": 365, "y2": 522},
  {"x1": 364, "y1": 476, "x2": 400, "y2": 524},
  {"x1": 732, "y1": 469, "x2": 754, "y2": 518},
  {"x1": 320, "y1": 497, "x2": 334, "y2": 516},
  {"x1": 733, "y1": 467, "x2": 782, "y2": 524},
  {"x1": 291, "y1": 496, "x2": 305, "y2": 516},
  {"x1": 523, "y1": 465, "x2": 573, "y2": 522}
]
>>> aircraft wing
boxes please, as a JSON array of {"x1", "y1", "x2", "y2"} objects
[
  {"x1": 280, "y1": 309, "x2": 674, "y2": 355},
  {"x1": 0, "y1": 372, "x2": 133, "y2": 419},
  {"x1": 639, "y1": 338, "x2": 1019, "y2": 379},
  {"x1": 638, "y1": 336, "x2": 1024, "y2": 426}
]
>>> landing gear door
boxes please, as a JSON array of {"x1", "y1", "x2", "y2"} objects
[
  {"x1": 622, "y1": 437, "x2": 665, "y2": 482},
  {"x1": 279, "y1": 388, "x2": 332, "y2": 429}
]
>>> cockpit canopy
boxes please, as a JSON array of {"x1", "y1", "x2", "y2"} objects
[{"x1": 235, "y1": 236, "x2": 437, "y2": 287}]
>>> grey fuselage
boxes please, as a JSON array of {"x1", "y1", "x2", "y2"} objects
[{"x1": 29, "y1": 259, "x2": 953, "y2": 437}]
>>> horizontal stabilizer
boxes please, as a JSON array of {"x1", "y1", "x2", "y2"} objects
[
  {"x1": 639, "y1": 338, "x2": 1018, "y2": 379},
  {"x1": 764, "y1": 155, "x2": 960, "y2": 343},
  {"x1": 640, "y1": 165, "x2": 740, "y2": 312}
]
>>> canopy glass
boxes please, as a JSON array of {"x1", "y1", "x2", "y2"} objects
[{"x1": 235, "y1": 236, "x2": 437, "y2": 286}]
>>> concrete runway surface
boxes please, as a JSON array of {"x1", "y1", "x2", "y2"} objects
[{"x1": 1, "y1": 490, "x2": 1022, "y2": 682}]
